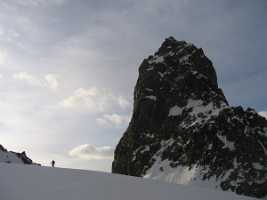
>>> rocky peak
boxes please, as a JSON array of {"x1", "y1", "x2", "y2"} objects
[
  {"x1": 0, "y1": 144, "x2": 7, "y2": 151},
  {"x1": 112, "y1": 37, "x2": 267, "y2": 198},
  {"x1": 133, "y1": 37, "x2": 228, "y2": 133},
  {"x1": 0, "y1": 144, "x2": 39, "y2": 165},
  {"x1": 143, "y1": 36, "x2": 218, "y2": 87}
]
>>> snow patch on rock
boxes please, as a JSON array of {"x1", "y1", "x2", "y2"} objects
[
  {"x1": 168, "y1": 106, "x2": 183, "y2": 117},
  {"x1": 148, "y1": 56, "x2": 164, "y2": 64},
  {"x1": 145, "y1": 95, "x2": 157, "y2": 101},
  {"x1": 217, "y1": 134, "x2": 235, "y2": 151}
]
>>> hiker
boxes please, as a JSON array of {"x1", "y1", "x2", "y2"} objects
[{"x1": 51, "y1": 160, "x2": 55, "y2": 168}]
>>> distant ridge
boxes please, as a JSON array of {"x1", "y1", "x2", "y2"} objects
[{"x1": 0, "y1": 144, "x2": 39, "y2": 165}]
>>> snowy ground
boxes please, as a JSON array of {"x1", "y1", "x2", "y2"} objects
[{"x1": 0, "y1": 163, "x2": 256, "y2": 200}]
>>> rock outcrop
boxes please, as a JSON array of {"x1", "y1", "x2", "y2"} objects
[
  {"x1": 0, "y1": 144, "x2": 39, "y2": 165},
  {"x1": 112, "y1": 37, "x2": 267, "y2": 198}
]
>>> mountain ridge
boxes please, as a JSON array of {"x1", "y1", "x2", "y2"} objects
[{"x1": 0, "y1": 144, "x2": 39, "y2": 165}]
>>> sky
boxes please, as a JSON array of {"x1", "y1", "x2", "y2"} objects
[{"x1": 0, "y1": 0, "x2": 267, "y2": 172}]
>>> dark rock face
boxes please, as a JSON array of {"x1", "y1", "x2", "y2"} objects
[
  {"x1": 12, "y1": 151, "x2": 34, "y2": 164},
  {"x1": 112, "y1": 37, "x2": 267, "y2": 198},
  {"x1": 0, "y1": 144, "x2": 39, "y2": 165},
  {"x1": 0, "y1": 144, "x2": 7, "y2": 152}
]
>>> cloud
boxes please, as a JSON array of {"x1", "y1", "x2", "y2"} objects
[
  {"x1": 259, "y1": 111, "x2": 267, "y2": 119},
  {"x1": 61, "y1": 87, "x2": 130, "y2": 113},
  {"x1": 13, "y1": 72, "x2": 59, "y2": 90},
  {"x1": 45, "y1": 74, "x2": 59, "y2": 90},
  {"x1": 117, "y1": 96, "x2": 131, "y2": 109},
  {"x1": 96, "y1": 113, "x2": 130, "y2": 127},
  {"x1": 69, "y1": 144, "x2": 114, "y2": 160},
  {"x1": 13, "y1": 72, "x2": 43, "y2": 86},
  {"x1": 0, "y1": 49, "x2": 7, "y2": 65}
]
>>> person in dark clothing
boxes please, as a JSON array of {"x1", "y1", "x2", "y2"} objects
[{"x1": 51, "y1": 160, "x2": 55, "y2": 167}]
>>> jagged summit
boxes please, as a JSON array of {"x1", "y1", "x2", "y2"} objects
[
  {"x1": 112, "y1": 37, "x2": 267, "y2": 198},
  {"x1": 149, "y1": 36, "x2": 218, "y2": 87},
  {"x1": 0, "y1": 144, "x2": 38, "y2": 165},
  {"x1": 132, "y1": 36, "x2": 228, "y2": 132}
]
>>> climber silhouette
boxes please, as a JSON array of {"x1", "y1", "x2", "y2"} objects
[{"x1": 51, "y1": 160, "x2": 55, "y2": 168}]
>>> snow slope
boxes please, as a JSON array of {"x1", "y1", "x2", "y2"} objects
[{"x1": 0, "y1": 163, "x2": 256, "y2": 200}]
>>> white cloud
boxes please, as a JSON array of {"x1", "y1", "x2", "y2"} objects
[
  {"x1": 13, "y1": 72, "x2": 43, "y2": 86},
  {"x1": 69, "y1": 144, "x2": 114, "y2": 160},
  {"x1": 45, "y1": 74, "x2": 59, "y2": 90},
  {"x1": 61, "y1": 87, "x2": 130, "y2": 113},
  {"x1": 0, "y1": 49, "x2": 7, "y2": 65},
  {"x1": 96, "y1": 113, "x2": 130, "y2": 127},
  {"x1": 118, "y1": 96, "x2": 131, "y2": 109},
  {"x1": 259, "y1": 111, "x2": 267, "y2": 119},
  {"x1": 13, "y1": 72, "x2": 59, "y2": 90}
]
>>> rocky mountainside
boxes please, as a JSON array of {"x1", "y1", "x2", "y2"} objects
[
  {"x1": 112, "y1": 37, "x2": 267, "y2": 198},
  {"x1": 0, "y1": 144, "x2": 38, "y2": 165}
]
